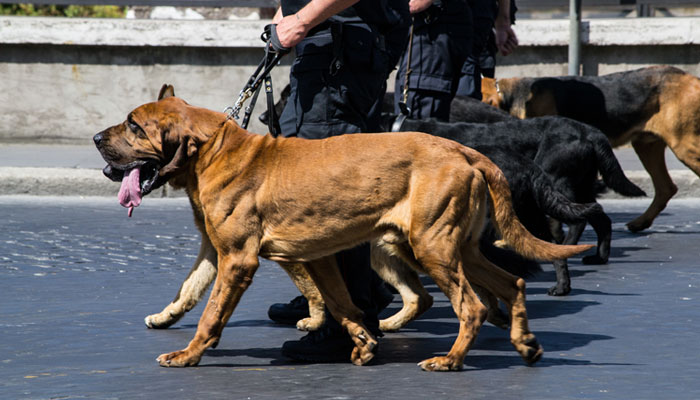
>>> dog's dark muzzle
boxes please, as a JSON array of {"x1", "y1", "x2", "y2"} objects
[
  {"x1": 102, "y1": 164, "x2": 124, "y2": 182},
  {"x1": 101, "y1": 161, "x2": 161, "y2": 195}
]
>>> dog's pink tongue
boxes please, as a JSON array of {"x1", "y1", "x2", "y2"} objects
[{"x1": 118, "y1": 167, "x2": 142, "y2": 217}]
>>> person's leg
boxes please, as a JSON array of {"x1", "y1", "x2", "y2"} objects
[
  {"x1": 456, "y1": 56, "x2": 480, "y2": 99},
  {"x1": 280, "y1": 75, "x2": 389, "y2": 360},
  {"x1": 394, "y1": 17, "x2": 472, "y2": 120},
  {"x1": 456, "y1": 0, "x2": 492, "y2": 98},
  {"x1": 282, "y1": 243, "x2": 385, "y2": 362},
  {"x1": 275, "y1": 26, "x2": 398, "y2": 362}
]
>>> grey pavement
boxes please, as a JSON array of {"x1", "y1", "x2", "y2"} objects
[
  {"x1": 1, "y1": 196, "x2": 700, "y2": 399},
  {"x1": 1, "y1": 142, "x2": 700, "y2": 198}
]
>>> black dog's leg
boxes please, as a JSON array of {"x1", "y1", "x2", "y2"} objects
[
  {"x1": 548, "y1": 218, "x2": 565, "y2": 243},
  {"x1": 548, "y1": 222, "x2": 586, "y2": 296},
  {"x1": 550, "y1": 259, "x2": 571, "y2": 296},
  {"x1": 582, "y1": 211, "x2": 612, "y2": 265}
]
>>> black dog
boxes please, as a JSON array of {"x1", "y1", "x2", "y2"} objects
[
  {"x1": 470, "y1": 145, "x2": 603, "y2": 277},
  {"x1": 489, "y1": 66, "x2": 700, "y2": 233},
  {"x1": 384, "y1": 110, "x2": 645, "y2": 295}
]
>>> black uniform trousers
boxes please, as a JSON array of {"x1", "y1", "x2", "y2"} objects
[
  {"x1": 279, "y1": 21, "x2": 408, "y2": 334},
  {"x1": 393, "y1": 1, "x2": 473, "y2": 121}
]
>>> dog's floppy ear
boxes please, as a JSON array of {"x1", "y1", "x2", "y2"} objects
[
  {"x1": 158, "y1": 136, "x2": 197, "y2": 180},
  {"x1": 158, "y1": 84, "x2": 176, "y2": 100}
]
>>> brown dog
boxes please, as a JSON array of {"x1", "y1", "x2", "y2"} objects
[
  {"x1": 94, "y1": 85, "x2": 591, "y2": 371},
  {"x1": 485, "y1": 66, "x2": 700, "y2": 232},
  {"x1": 480, "y1": 77, "x2": 500, "y2": 108}
]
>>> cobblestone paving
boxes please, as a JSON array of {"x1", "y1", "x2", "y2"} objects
[{"x1": 1, "y1": 196, "x2": 699, "y2": 399}]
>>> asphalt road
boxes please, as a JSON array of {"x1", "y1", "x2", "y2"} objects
[{"x1": 1, "y1": 196, "x2": 699, "y2": 399}]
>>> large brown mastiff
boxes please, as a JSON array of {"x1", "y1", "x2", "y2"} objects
[
  {"x1": 484, "y1": 66, "x2": 700, "y2": 232},
  {"x1": 94, "y1": 85, "x2": 591, "y2": 371}
]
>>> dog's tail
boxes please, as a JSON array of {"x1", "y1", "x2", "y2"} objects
[
  {"x1": 479, "y1": 229, "x2": 542, "y2": 278},
  {"x1": 531, "y1": 166, "x2": 604, "y2": 223},
  {"x1": 463, "y1": 147, "x2": 594, "y2": 261},
  {"x1": 587, "y1": 125, "x2": 646, "y2": 197}
]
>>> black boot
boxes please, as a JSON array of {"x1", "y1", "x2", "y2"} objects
[
  {"x1": 268, "y1": 295, "x2": 309, "y2": 325},
  {"x1": 282, "y1": 308, "x2": 383, "y2": 363},
  {"x1": 268, "y1": 245, "x2": 394, "y2": 326},
  {"x1": 281, "y1": 324, "x2": 356, "y2": 362},
  {"x1": 282, "y1": 243, "x2": 383, "y2": 363},
  {"x1": 268, "y1": 287, "x2": 392, "y2": 327}
]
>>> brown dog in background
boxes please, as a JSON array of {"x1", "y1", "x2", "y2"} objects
[
  {"x1": 485, "y1": 66, "x2": 700, "y2": 232},
  {"x1": 94, "y1": 85, "x2": 591, "y2": 371}
]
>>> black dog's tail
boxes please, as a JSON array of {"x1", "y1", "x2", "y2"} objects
[
  {"x1": 531, "y1": 165, "x2": 604, "y2": 223},
  {"x1": 588, "y1": 127, "x2": 646, "y2": 197}
]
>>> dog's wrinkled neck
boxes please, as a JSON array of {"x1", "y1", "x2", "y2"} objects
[{"x1": 200, "y1": 119, "x2": 240, "y2": 161}]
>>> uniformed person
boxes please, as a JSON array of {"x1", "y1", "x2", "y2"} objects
[
  {"x1": 269, "y1": 0, "x2": 410, "y2": 362},
  {"x1": 456, "y1": 0, "x2": 518, "y2": 99},
  {"x1": 394, "y1": 0, "x2": 473, "y2": 121}
]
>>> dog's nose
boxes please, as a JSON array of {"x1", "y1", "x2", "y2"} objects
[{"x1": 93, "y1": 132, "x2": 103, "y2": 146}]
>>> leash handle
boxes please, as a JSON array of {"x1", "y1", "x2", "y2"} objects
[
  {"x1": 225, "y1": 24, "x2": 288, "y2": 123},
  {"x1": 265, "y1": 24, "x2": 291, "y2": 55}
]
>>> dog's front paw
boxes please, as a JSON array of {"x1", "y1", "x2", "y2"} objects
[
  {"x1": 417, "y1": 356, "x2": 463, "y2": 371},
  {"x1": 156, "y1": 350, "x2": 201, "y2": 367},
  {"x1": 145, "y1": 311, "x2": 183, "y2": 329},
  {"x1": 296, "y1": 316, "x2": 324, "y2": 332}
]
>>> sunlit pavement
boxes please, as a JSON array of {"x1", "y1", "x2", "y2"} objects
[{"x1": 1, "y1": 196, "x2": 699, "y2": 399}]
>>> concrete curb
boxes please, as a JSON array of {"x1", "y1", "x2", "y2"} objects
[
  {"x1": 0, "y1": 167, "x2": 185, "y2": 198},
  {"x1": 0, "y1": 16, "x2": 269, "y2": 48},
  {"x1": 1, "y1": 166, "x2": 699, "y2": 199},
  {"x1": 599, "y1": 170, "x2": 700, "y2": 199}
]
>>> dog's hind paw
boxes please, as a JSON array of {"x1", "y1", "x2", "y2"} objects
[
  {"x1": 626, "y1": 218, "x2": 652, "y2": 233},
  {"x1": 350, "y1": 341, "x2": 377, "y2": 366},
  {"x1": 493, "y1": 239, "x2": 508, "y2": 249},
  {"x1": 349, "y1": 329, "x2": 378, "y2": 366},
  {"x1": 547, "y1": 284, "x2": 571, "y2": 296},
  {"x1": 513, "y1": 335, "x2": 544, "y2": 366}
]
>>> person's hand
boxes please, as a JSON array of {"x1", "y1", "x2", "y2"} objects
[
  {"x1": 495, "y1": 23, "x2": 518, "y2": 56},
  {"x1": 409, "y1": 0, "x2": 433, "y2": 14},
  {"x1": 275, "y1": 12, "x2": 311, "y2": 49}
]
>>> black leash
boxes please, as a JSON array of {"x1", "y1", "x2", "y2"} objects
[
  {"x1": 225, "y1": 24, "x2": 290, "y2": 137},
  {"x1": 393, "y1": 20, "x2": 414, "y2": 133},
  {"x1": 398, "y1": 21, "x2": 414, "y2": 116}
]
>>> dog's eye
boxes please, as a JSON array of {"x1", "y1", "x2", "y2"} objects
[{"x1": 127, "y1": 118, "x2": 146, "y2": 137}]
